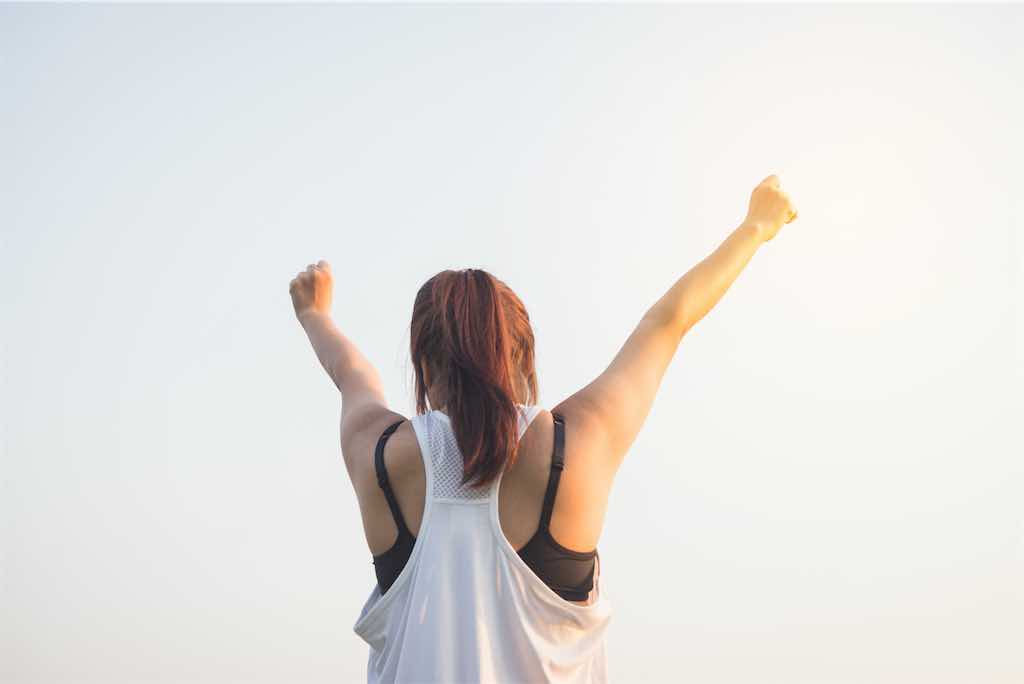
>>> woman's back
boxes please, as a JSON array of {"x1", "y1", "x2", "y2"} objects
[
  {"x1": 364, "y1": 405, "x2": 615, "y2": 602},
  {"x1": 353, "y1": 404, "x2": 613, "y2": 683}
]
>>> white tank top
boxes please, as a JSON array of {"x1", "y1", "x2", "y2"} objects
[{"x1": 352, "y1": 403, "x2": 613, "y2": 683}]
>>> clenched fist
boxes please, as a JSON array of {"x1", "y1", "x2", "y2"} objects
[
  {"x1": 745, "y1": 174, "x2": 798, "y2": 243},
  {"x1": 289, "y1": 259, "x2": 333, "y2": 322}
]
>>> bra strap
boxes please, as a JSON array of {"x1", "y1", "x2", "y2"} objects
[
  {"x1": 537, "y1": 412, "x2": 566, "y2": 530},
  {"x1": 374, "y1": 419, "x2": 413, "y2": 539}
]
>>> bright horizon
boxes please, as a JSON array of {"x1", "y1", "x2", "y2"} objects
[{"x1": 3, "y1": 4, "x2": 1022, "y2": 683}]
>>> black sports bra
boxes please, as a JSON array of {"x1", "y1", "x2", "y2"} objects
[{"x1": 370, "y1": 411, "x2": 598, "y2": 602}]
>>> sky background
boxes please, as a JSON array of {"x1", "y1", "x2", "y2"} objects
[{"x1": 2, "y1": 4, "x2": 1022, "y2": 683}]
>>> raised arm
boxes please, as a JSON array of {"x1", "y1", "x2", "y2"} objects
[
  {"x1": 289, "y1": 259, "x2": 388, "y2": 421},
  {"x1": 553, "y1": 174, "x2": 798, "y2": 476}
]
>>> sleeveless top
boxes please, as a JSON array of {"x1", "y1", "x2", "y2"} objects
[
  {"x1": 353, "y1": 404, "x2": 613, "y2": 683},
  {"x1": 370, "y1": 407, "x2": 599, "y2": 602}
]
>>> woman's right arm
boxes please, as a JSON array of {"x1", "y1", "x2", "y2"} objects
[
  {"x1": 553, "y1": 174, "x2": 798, "y2": 476},
  {"x1": 646, "y1": 218, "x2": 765, "y2": 337}
]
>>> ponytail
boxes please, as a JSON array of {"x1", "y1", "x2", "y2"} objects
[{"x1": 410, "y1": 268, "x2": 539, "y2": 488}]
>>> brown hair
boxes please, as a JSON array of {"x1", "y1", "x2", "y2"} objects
[{"x1": 410, "y1": 268, "x2": 539, "y2": 489}]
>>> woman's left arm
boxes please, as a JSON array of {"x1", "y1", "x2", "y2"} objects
[
  {"x1": 290, "y1": 260, "x2": 388, "y2": 415},
  {"x1": 299, "y1": 310, "x2": 386, "y2": 400}
]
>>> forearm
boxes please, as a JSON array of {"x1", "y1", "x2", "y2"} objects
[
  {"x1": 298, "y1": 311, "x2": 383, "y2": 396},
  {"x1": 646, "y1": 221, "x2": 765, "y2": 338}
]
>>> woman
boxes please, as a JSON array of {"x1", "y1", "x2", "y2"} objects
[{"x1": 289, "y1": 174, "x2": 798, "y2": 683}]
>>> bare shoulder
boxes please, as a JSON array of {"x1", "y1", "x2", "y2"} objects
[
  {"x1": 340, "y1": 406, "x2": 414, "y2": 497},
  {"x1": 551, "y1": 395, "x2": 607, "y2": 440},
  {"x1": 545, "y1": 401, "x2": 617, "y2": 551},
  {"x1": 550, "y1": 398, "x2": 618, "y2": 486}
]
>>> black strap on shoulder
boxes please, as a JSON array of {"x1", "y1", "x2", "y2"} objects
[
  {"x1": 538, "y1": 411, "x2": 566, "y2": 530},
  {"x1": 374, "y1": 419, "x2": 413, "y2": 539}
]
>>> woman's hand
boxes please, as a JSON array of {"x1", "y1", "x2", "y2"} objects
[
  {"x1": 744, "y1": 174, "x2": 798, "y2": 243},
  {"x1": 289, "y1": 259, "x2": 333, "y2": 323}
]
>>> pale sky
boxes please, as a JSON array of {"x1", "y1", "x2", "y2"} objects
[{"x1": 3, "y1": 4, "x2": 1022, "y2": 683}]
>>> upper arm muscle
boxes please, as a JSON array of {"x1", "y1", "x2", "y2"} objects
[
  {"x1": 553, "y1": 314, "x2": 682, "y2": 475},
  {"x1": 339, "y1": 397, "x2": 404, "y2": 492}
]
